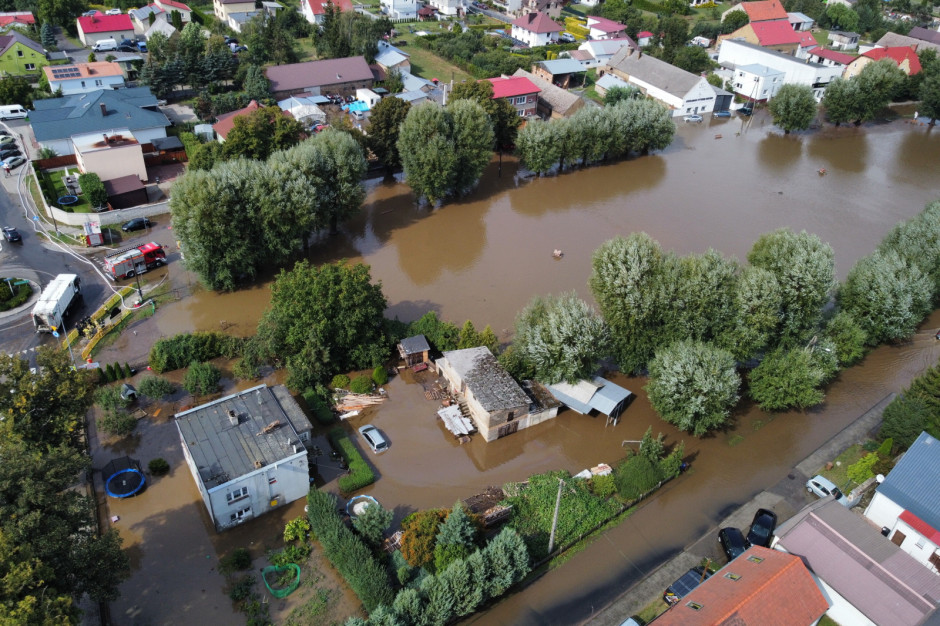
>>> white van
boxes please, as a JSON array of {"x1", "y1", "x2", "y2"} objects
[
  {"x1": 0, "y1": 105, "x2": 27, "y2": 120},
  {"x1": 92, "y1": 38, "x2": 117, "y2": 52}
]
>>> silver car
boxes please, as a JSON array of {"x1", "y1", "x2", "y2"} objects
[
  {"x1": 806, "y1": 474, "x2": 853, "y2": 507},
  {"x1": 358, "y1": 424, "x2": 388, "y2": 453}
]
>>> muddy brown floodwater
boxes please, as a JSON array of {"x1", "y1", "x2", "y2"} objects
[{"x1": 118, "y1": 114, "x2": 940, "y2": 624}]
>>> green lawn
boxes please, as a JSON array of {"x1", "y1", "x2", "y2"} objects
[
  {"x1": 816, "y1": 443, "x2": 867, "y2": 491},
  {"x1": 42, "y1": 170, "x2": 92, "y2": 213},
  {"x1": 396, "y1": 34, "x2": 473, "y2": 82}
]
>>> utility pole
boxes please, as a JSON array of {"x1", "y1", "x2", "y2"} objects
[{"x1": 547, "y1": 477, "x2": 564, "y2": 554}]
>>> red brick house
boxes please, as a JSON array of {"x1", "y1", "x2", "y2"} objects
[{"x1": 486, "y1": 76, "x2": 540, "y2": 118}]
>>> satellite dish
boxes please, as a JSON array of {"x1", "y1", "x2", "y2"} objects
[{"x1": 875, "y1": 474, "x2": 885, "y2": 483}]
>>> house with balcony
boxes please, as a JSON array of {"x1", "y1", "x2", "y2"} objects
[
  {"x1": 176, "y1": 385, "x2": 312, "y2": 532},
  {"x1": 43, "y1": 61, "x2": 125, "y2": 95},
  {"x1": 604, "y1": 47, "x2": 716, "y2": 116},
  {"x1": 511, "y1": 11, "x2": 563, "y2": 47},
  {"x1": 864, "y1": 431, "x2": 940, "y2": 574},
  {"x1": 486, "y1": 75, "x2": 540, "y2": 117},
  {"x1": 717, "y1": 39, "x2": 843, "y2": 100}
]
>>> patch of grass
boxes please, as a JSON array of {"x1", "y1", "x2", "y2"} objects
[
  {"x1": 401, "y1": 44, "x2": 472, "y2": 83},
  {"x1": 818, "y1": 443, "x2": 866, "y2": 491},
  {"x1": 818, "y1": 614, "x2": 841, "y2": 626},
  {"x1": 727, "y1": 434, "x2": 745, "y2": 447},
  {"x1": 284, "y1": 588, "x2": 332, "y2": 625},
  {"x1": 636, "y1": 596, "x2": 670, "y2": 623},
  {"x1": 42, "y1": 170, "x2": 93, "y2": 213},
  {"x1": 328, "y1": 428, "x2": 376, "y2": 494},
  {"x1": 813, "y1": 29, "x2": 831, "y2": 46}
]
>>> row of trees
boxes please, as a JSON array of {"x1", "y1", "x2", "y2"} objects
[
  {"x1": 171, "y1": 129, "x2": 366, "y2": 290},
  {"x1": 0, "y1": 348, "x2": 130, "y2": 623},
  {"x1": 516, "y1": 98, "x2": 676, "y2": 176}
]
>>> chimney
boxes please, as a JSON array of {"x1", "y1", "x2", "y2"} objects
[
  {"x1": 99, "y1": 103, "x2": 107, "y2": 116},
  {"x1": 103, "y1": 133, "x2": 108, "y2": 144},
  {"x1": 228, "y1": 409, "x2": 238, "y2": 426}
]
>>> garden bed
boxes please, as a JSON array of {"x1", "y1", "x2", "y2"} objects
[{"x1": 0, "y1": 279, "x2": 32, "y2": 312}]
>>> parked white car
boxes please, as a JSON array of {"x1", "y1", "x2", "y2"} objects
[
  {"x1": 106, "y1": 8, "x2": 122, "y2": 14},
  {"x1": 806, "y1": 474, "x2": 854, "y2": 507}
]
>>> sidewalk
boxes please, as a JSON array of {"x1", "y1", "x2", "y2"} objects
[{"x1": 585, "y1": 393, "x2": 896, "y2": 625}]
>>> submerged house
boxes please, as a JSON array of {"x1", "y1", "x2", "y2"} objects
[
  {"x1": 546, "y1": 377, "x2": 633, "y2": 425},
  {"x1": 398, "y1": 334, "x2": 430, "y2": 367},
  {"x1": 176, "y1": 384, "x2": 312, "y2": 532},
  {"x1": 437, "y1": 347, "x2": 558, "y2": 441}
]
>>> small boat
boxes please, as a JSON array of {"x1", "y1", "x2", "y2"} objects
[{"x1": 552, "y1": 249, "x2": 563, "y2": 259}]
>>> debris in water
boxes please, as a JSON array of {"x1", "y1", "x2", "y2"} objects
[{"x1": 553, "y1": 249, "x2": 563, "y2": 259}]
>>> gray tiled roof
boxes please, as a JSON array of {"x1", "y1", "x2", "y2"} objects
[
  {"x1": 441, "y1": 347, "x2": 529, "y2": 412},
  {"x1": 512, "y1": 69, "x2": 583, "y2": 115},
  {"x1": 607, "y1": 47, "x2": 702, "y2": 99},
  {"x1": 878, "y1": 31, "x2": 940, "y2": 53},
  {"x1": 31, "y1": 88, "x2": 169, "y2": 142},
  {"x1": 176, "y1": 385, "x2": 304, "y2": 490},
  {"x1": 909, "y1": 26, "x2": 940, "y2": 45},
  {"x1": 0, "y1": 30, "x2": 45, "y2": 57},
  {"x1": 876, "y1": 431, "x2": 940, "y2": 531},
  {"x1": 535, "y1": 58, "x2": 585, "y2": 75},
  {"x1": 399, "y1": 334, "x2": 430, "y2": 355},
  {"x1": 775, "y1": 499, "x2": 940, "y2": 625},
  {"x1": 265, "y1": 56, "x2": 373, "y2": 93}
]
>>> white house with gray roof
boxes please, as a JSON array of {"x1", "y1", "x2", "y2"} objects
[
  {"x1": 717, "y1": 39, "x2": 843, "y2": 101},
  {"x1": 436, "y1": 347, "x2": 534, "y2": 442},
  {"x1": 30, "y1": 87, "x2": 170, "y2": 155},
  {"x1": 865, "y1": 431, "x2": 940, "y2": 574},
  {"x1": 604, "y1": 47, "x2": 716, "y2": 116},
  {"x1": 176, "y1": 384, "x2": 311, "y2": 532}
]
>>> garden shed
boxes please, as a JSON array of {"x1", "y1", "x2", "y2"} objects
[
  {"x1": 546, "y1": 377, "x2": 633, "y2": 425},
  {"x1": 398, "y1": 334, "x2": 430, "y2": 366}
]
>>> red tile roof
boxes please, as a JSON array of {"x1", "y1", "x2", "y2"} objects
[
  {"x1": 0, "y1": 12, "x2": 35, "y2": 27},
  {"x1": 751, "y1": 20, "x2": 803, "y2": 46},
  {"x1": 306, "y1": 0, "x2": 353, "y2": 15},
  {"x1": 811, "y1": 47, "x2": 855, "y2": 64},
  {"x1": 655, "y1": 546, "x2": 829, "y2": 625},
  {"x1": 797, "y1": 31, "x2": 817, "y2": 48},
  {"x1": 78, "y1": 14, "x2": 133, "y2": 33},
  {"x1": 486, "y1": 76, "x2": 540, "y2": 99},
  {"x1": 511, "y1": 11, "x2": 563, "y2": 34},
  {"x1": 587, "y1": 16, "x2": 625, "y2": 33},
  {"x1": 213, "y1": 100, "x2": 262, "y2": 140},
  {"x1": 741, "y1": 0, "x2": 789, "y2": 22},
  {"x1": 863, "y1": 46, "x2": 922, "y2": 74},
  {"x1": 900, "y1": 509, "x2": 940, "y2": 545},
  {"x1": 157, "y1": 0, "x2": 192, "y2": 11},
  {"x1": 637, "y1": 30, "x2": 653, "y2": 38}
]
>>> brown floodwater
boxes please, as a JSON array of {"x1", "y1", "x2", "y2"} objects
[{"x1": 122, "y1": 114, "x2": 940, "y2": 624}]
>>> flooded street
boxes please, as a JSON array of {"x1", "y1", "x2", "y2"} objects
[{"x1": 102, "y1": 114, "x2": 940, "y2": 624}]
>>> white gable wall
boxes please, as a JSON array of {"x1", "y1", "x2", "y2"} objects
[{"x1": 865, "y1": 492, "x2": 940, "y2": 573}]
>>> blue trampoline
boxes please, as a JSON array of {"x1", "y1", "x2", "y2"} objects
[{"x1": 103, "y1": 456, "x2": 146, "y2": 498}]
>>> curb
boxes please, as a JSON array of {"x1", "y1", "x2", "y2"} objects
[{"x1": 0, "y1": 279, "x2": 39, "y2": 321}]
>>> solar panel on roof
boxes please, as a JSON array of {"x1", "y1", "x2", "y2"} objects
[{"x1": 51, "y1": 67, "x2": 81, "y2": 79}]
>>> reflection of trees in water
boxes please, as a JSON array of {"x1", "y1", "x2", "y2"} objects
[
  {"x1": 806, "y1": 130, "x2": 869, "y2": 173},
  {"x1": 508, "y1": 155, "x2": 667, "y2": 218},
  {"x1": 892, "y1": 129, "x2": 940, "y2": 182},
  {"x1": 756, "y1": 133, "x2": 803, "y2": 172}
]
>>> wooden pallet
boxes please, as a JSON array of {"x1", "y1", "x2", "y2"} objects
[{"x1": 424, "y1": 390, "x2": 442, "y2": 401}]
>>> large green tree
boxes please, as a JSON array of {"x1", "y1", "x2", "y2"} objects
[
  {"x1": 223, "y1": 105, "x2": 306, "y2": 161},
  {"x1": 825, "y1": 3, "x2": 859, "y2": 31},
  {"x1": 878, "y1": 200, "x2": 940, "y2": 295},
  {"x1": 672, "y1": 45, "x2": 712, "y2": 74},
  {"x1": 839, "y1": 249, "x2": 933, "y2": 345},
  {"x1": 367, "y1": 96, "x2": 411, "y2": 177},
  {"x1": 748, "y1": 228, "x2": 834, "y2": 347},
  {"x1": 768, "y1": 84, "x2": 818, "y2": 133},
  {"x1": 513, "y1": 292, "x2": 609, "y2": 384},
  {"x1": 716, "y1": 266, "x2": 782, "y2": 361},
  {"x1": 748, "y1": 346, "x2": 832, "y2": 411},
  {"x1": 919, "y1": 74, "x2": 940, "y2": 126},
  {"x1": 645, "y1": 340, "x2": 741, "y2": 436},
  {"x1": 720, "y1": 9, "x2": 749, "y2": 33},
  {"x1": 448, "y1": 99, "x2": 495, "y2": 196},
  {"x1": 0, "y1": 76, "x2": 34, "y2": 107},
  {"x1": 450, "y1": 79, "x2": 521, "y2": 151},
  {"x1": 854, "y1": 58, "x2": 905, "y2": 122},
  {"x1": 256, "y1": 260, "x2": 389, "y2": 389},
  {"x1": 516, "y1": 118, "x2": 561, "y2": 176},
  {"x1": 822, "y1": 77, "x2": 861, "y2": 126}
]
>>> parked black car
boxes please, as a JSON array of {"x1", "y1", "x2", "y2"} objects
[
  {"x1": 718, "y1": 527, "x2": 748, "y2": 561},
  {"x1": 0, "y1": 147, "x2": 21, "y2": 160},
  {"x1": 121, "y1": 217, "x2": 152, "y2": 232},
  {"x1": 2, "y1": 226, "x2": 21, "y2": 242},
  {"x1": 746, "y1": 508, "x2": 778, "y2": 548}
]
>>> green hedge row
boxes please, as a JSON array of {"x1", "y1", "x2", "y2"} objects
[
  {"x1": 306, "y1": 490, "x2": 394, "y2": 612},
  {"x1": 329, "y1": 427, "x2": 376, "y2": 494},
  {"x1": 0, "y1": 282, "x2": 32, "y2": 312},
  {"x1": 302, "y1": 388, "x2": 335, "y2": 425},
  {"x1": 148, "y1": 331, "x2": 243, "y2": 373}
]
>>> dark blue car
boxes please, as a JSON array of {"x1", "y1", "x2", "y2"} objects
[{"x1": 714, "y1": 110, "x2": 731, "y2": 118}]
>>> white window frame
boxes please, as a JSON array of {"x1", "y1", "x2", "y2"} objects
[
  {"x1": 230, "y1": 507, "x2": 251, "y2": 522},
  {"x1": 24, "y1": 63, "x2": 35, "y2": 70},
  {"x1": 227, "y1": 486, "x2": 249, "y2": 504}
]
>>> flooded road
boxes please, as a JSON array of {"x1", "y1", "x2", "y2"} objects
[{"x1": 117, "y1": 114, "x2": 940, "y2": 624}]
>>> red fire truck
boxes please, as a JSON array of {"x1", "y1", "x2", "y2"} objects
[{"x1": 103, "y1": 242, "x2": 167, "y2": 280}]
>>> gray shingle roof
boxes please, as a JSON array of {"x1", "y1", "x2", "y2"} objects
[
  {"x1": 512, "y1": 69, "x2": 583, "y2": 116},
  {"x1": 175, "y1": 385, "x2": 304, "y2": 489},
  {"x1": 876, "y1": 431, "x2": 940, "y2": 531},
  {"x1": 400, "y1": 335, "x2": 430, "y2": 355},
  {"x1": 0, "y1": 30, "x2": 45, "y2": 56},
  {"x1": 265, "y1": 56, "x2": 373, "y2": 93},
  {"x1": 31, "y1": 88, "x2": 169, "y2": 142},
  {"x1": 606, "y1": 47, "x2": 703, "y2": 99},
  {"x1": 775, "y1": 499, "x2": 940, "y2": 625},
  {"x1": 877, "y1": 31, "x2": 940, "y2": 54},
  {"x1": 535, "y1": 58, "x2": 585, "y2": 75},
  {"x1": 441, "y1": 347, "x2": 530, "y2": 412}
]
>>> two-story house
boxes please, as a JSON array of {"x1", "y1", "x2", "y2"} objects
[
  {"x1": 43, "y1": 61, "x2": 125, "y2": 95},
  {"x1": 381, "y1": 0, "x2": 417, "y2": 19},
  {"x1": 0, "y1": 31, "x2": 46, "y2": 77},
  {"x1": 76, "y1": 14, "x2": 136, "y2": 47},
  {"x1": 486, "y1": 75, "x2": 540, "y2": 117},
  {"x1": 302, "y1": 0, "x2": 353, "y2": 25},
  {"x1": 511, "y1": 12, "x2": 563, "y2": 48}
]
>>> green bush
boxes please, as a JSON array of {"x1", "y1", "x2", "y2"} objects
[
  {"x1": 221, "y1": 548, "x2": 253, "y2": 574},
  {"x1": 98, "y1": 410, "x2": 137, "y2": 436},
  {"x1": 306, "y1": 490, "x2": 394, "y2": 612},
  {"x1": 105, "y1": 363, "x2": 117, "y2": 382},
  {"x1": 877, "y1": 438, "x2": 893, "y2": 457},
  {"x1": 125, "y1": 362, "x2": 133, "y2": 377},
  {"x1": 302, "y1": 388, "x2": 335, "y2": 425},
  {"x1": 331, "y1": 374, "x2": 350, "y2": 389},
  {"x1": 149, "y1": 332, "x2": 243, "y2": 373},
  {"x1": 77, "y1": 172, "x2": 108, "y2": 208},
  {"x1": 589, "y1": 474, "x2": 616, "y2": 499},
  {"x1": 613, "y1": 455, "x2": 665, "y2": 501},
  {"x1": 148, "y1": 457, "x2": 170, "y2": 476},
  {"x1": 183, "y1": 361, "x2": 221, "y2": 396},
  {"x1": 372, "y1": 366, "x2": 388, "y2": 386},
  {"x1": 328, "y1": 428, "x2": 376, "y2": 494},
  {"x1": 0, "y1": 281, "x2": 32, "y2": 312},
  {"x1": 349, "y1": 376, "x2": 373, "y2": 394},
  {"x1": 229, "y1": 575, "x2": 256, "y2": 601},
  {"x1": 95, "y1": 384, "x2": 129, "y2": 411},
  {"x1": 138, "y1": 376, "x2": 175, "y2": 398}
]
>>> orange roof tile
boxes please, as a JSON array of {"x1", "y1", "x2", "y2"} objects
[
  {"x1": 862, "y1": 46, "x2": 922, "y2": 74},
  {"x1": 741, "y1": 0, "x2": 789, "y2": 22},
  {"x1": 655, "y1": 546, "x2": 829, "y2": 625}
]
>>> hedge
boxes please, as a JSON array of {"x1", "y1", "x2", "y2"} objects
[
  {"x1": 302, "y1": 388, "x2": 335, "y2": 425},
  {"x1": 306, "y1": 489, "x2": 394, "y2": 612},
  {"x1": 0, "y1": 282, "x2": 32, "y2": 312},
  {"x1": 329, "y1": 427, "x2": 376, "y2": 494},
  {"x1": 148, "y1": 331, "x2": 243, "y2": 373}
]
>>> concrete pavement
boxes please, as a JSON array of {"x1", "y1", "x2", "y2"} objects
[{"x1": 585, "y1": 393, "x2": 896, "y2": 625}]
